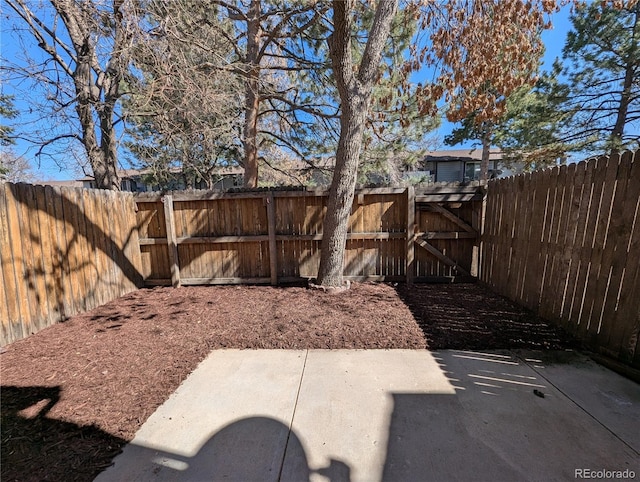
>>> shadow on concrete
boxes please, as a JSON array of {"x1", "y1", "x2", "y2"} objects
[
  {"x1": 382, "y1": 350, "x2": 543, "y2": 481},
  {"x1": 382, "y1": 392, "x2": 524, "y2": 481},
  {"x1": 382, "y1": 350, "x2": 639, "y2": 481},
  {"x1": 0, "y1": 385, "x2": 126, "y2": 482},
  {"x1": 99, "y1": 416, "x2": 351, "y2": 482}
]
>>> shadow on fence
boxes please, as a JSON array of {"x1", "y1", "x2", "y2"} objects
[
  {"x1": 0, "y1": 182, "x2": 143, "y2": 346},
  {"x1": 481, "y1": 149, "x2": 640, "y2": 369}
]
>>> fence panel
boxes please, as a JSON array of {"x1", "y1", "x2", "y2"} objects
[
  {"x1": 134, "y1": 187, "x2": 484, "y2": 286},
  {"x1": 0, "y1": 182, "x2": 143, "y2": 346},
  {"x1": 481, "y1": 150, "x2": 640, "y2": 368}
]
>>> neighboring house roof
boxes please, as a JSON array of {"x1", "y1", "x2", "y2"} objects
[
  {"x1": 35, "y1": 179, "x2": 88, "y2": 188},
  {"x1": 119, "y1": 167, "x2": 244, "y2": 178},
  {"x1": 424, "y1": 148, "x2": 503, "y2": 162},
  {"x1": 35, "y1": 150, "x2": 509, "y2": 187}
]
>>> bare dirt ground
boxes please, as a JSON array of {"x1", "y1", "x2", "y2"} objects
[{"x1": 1, "y1": 282, "x2": 578, "y2": 482}]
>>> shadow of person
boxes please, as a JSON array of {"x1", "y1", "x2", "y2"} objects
[
  {"x1": 101, "y1": 416, "x2": 351, "y2": 482},
  {"x1": 1, "y1": 385, "x2": 126, "y2": 482},
  {"x1": 183, "y1": 417, "x2": 310, "y2": 482}
]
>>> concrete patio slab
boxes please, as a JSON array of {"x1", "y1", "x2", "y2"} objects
[
  {"x1": 280, "y1": 350, "x2": 455, "y2": 481},
  {"x1": 95, "y1": 350, "x2": 306, "y2": 482},
  {"x1": 95, "y1": 349, "x2": 639, "y2": 482},
  {"x1": 516, "y1": 349, "x2": 640, "y2": 453}
]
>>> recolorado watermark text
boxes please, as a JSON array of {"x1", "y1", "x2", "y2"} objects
[{"x1": 575, "y1": 468, "x2": 636, "y2": 479}]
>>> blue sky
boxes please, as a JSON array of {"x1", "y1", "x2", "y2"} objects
[
  {"x1": 2, "y1": 4, "x2": 573, "y2": 182},
  {"x1": 434, "y1": 5, "x2": 571, "y2": 150}
]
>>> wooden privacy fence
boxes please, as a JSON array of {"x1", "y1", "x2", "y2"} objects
[
  {"x1": 481, "y1": 150, "x2": 640, "y2": 368},
  {"x1": 0, "y1": 182, "x2": 143, "y2": 346},
  {"x1": 134, "y1": 186, "x2": 484, "y2": 287}
]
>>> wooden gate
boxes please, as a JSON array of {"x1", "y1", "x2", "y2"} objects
[
  {"x1": 410, "y1": 186, "x2": 483, "y2": 282},
  {"x1": 134, "y1": 186, "x2": 484, "y2": 286}
]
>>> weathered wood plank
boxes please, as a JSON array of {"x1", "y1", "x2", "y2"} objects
[
  {"x1": 548, "y1": 163, "x2": 576, "y2": 317},
  {"x1": 582, "y1": 153, "x2": 621, "y2": 340},
  {"x1": 0, "y1": 183, "x2": 20, "y2": 344},
  {"x1": 406, "y1": 187, "x2": 415, "y2": 285},
  {"x1": 266, "y1": 193, "x2": 278, "y2": 285},
  {"x1": 566, "y1": 160, "x2": 597, "y2": 328},
  {"x1": 138, "y1": 232, "x2": 409, "y2": 245},
  {"x1": 416, "y1": 193, "x2": 484, "y2": 203},
  {"x1": 418, "y1": 232, "x2": 477, "y2": 240},
  {"x1": 415, "y1": 238, "x2": 471, "y2": 276},
  {"x1": 123, "y1": 194, "x2": 144, "y2": 289},
  {"x1": 423, "y1": 203, "x2": 477, "y2": 234},
  {"x1": 589, "y1": 153, "x2": 629, "y2": 342},
  {"x1": 163, "y1": 195, "x2": 181, "y2": 287},
  {"x1": 0, "y1": 244, "x2": 10, "y2": 344},
  {"x1": 180, "y1": 277, "x2": 272, "y2": 285},
  {"x1": 505, "y1": 174, "x2": 525, "y2": 302},
  {"x1": 539, "y1": 165, "x2": 566, "y2": 318},
  {"x1": 576, "y1": 154, "x2": 615, "y2": 338},
  {"x1": 75, "y1": 187, "x2": 95, "y2": 312},
  {"x1": 558, "y1": 162, "x2": 587, "y2": 326},
  {"x1": 35, "y1": 184, "x2": 58, "y2": 325},
  {"x1": 17, "y1": 183, "x2": 45, "y2": 332}
]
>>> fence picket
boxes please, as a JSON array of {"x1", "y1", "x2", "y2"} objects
[
  {"x1": 0, "y1": 183, "x2": 141, "y2": 346},
  {"x1": 6, "y1": 161, "x2": 637, "y2": 369},
  {"x1": 558, "y1": 162, "x2": 587, "y2": 327},
  {"x1": 481, "y1": 150, "x2": 640, "y2": 368},
  {"x1": 0, "y1": 183, "x2": 19, "y2": 342}
]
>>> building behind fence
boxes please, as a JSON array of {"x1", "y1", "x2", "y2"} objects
[
  {"x1": 1, "y1": 149, "x2": 639, "y2": 370},
  {"x1": 481, "y1": 150, "x2": 640, "y2": 368}
]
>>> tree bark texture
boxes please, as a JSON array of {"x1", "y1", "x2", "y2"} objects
[
  {"x1": 480, "y1": 127, "x2": 492, "y2": 181},
  {"x1": 242, "y1": 0, "x2": 262, "y2": 188},
  {"x1": 72, "y1": 37, "x2": 120, "y2": 190},
  {"x1": 611, "y1": 2, "x2": 639, "y2": 148},
  {"x1": 317, "y1": 0, "x2": 398, "y2": 287},
  {"x1": 52, "y1": 0, "x2": 123, "y2": 189}
]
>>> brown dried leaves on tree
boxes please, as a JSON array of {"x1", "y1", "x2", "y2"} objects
[
  {"x1": 405, "y1": 0, "x2": 631, "y2": 125},
  {"x1": 407, "y1": 1, "x2": 558, "y2": 124}
]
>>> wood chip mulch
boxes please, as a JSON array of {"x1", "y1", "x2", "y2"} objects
[{"x1": 1, "y1": 282, "x2": 578, "y2": 482}]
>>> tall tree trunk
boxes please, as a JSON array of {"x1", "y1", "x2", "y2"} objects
[
  {"x1": 480, "y1": 126, "x2": 492, "y2": 182},
  {"x1": 611, "y1": 3, "x2": 638, "y2": 150},
  {"x1": 242, "y1": 0, "x2": 261, "y2": 188},
  {"x1": 74, "y1": 41, "x2": 119, "y2": 190},
  {"x1": 317, "y1": 96, "x2": 368, "y2": 286},
  {"x1": 317, "y1": 0, "x2": 398, "y2": 287},
  {"x1": 54, "y1": 0, "x2": 123, "y2": 190},
  {"x1": 97, "y1": 104, "x2": 120, "y2": 190}
]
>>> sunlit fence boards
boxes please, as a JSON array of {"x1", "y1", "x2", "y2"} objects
[
  {"x1": 4, "y1": 155, "x2": 638, "y2": 371},
  {"x1": 1, "y1": 183, "x2": 482, "y2": 346},
  {"x1": 134, "y1": 187, "x2": 483, "y2": 287},
  {"x1": 0, "y1": 182, "x2": 143, "y2": 346},
  {"x1": 481, "y1": 150, "x2": 640, "y2": 368}
]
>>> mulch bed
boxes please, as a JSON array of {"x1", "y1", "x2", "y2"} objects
[{"x1": 1, "y1": 282, "x2": 578, "y2": 482}]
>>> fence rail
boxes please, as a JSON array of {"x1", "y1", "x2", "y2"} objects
[
  {"x1": 3, "y1": 151, "x2": 639, "y2": 371},
  {"x1": 481, "y1": 150, "x2": 640, "y2": 368},
  {"x1": 134, "y1": 186, "x2": 484, "y2": 287},
  {"x1": 0, "y1": 182, "x2": 143, "y2": 346}
]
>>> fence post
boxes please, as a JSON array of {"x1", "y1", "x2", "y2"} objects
[
  {"x1": 266, "y1": 192, "x2": 278, "y2": 285},
  {"x1": 406, "y1": 186, "x2": 415, "y2": 285},
  {"x1": 162, "y1": 195, "x2": 181, "y2": 288}
]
